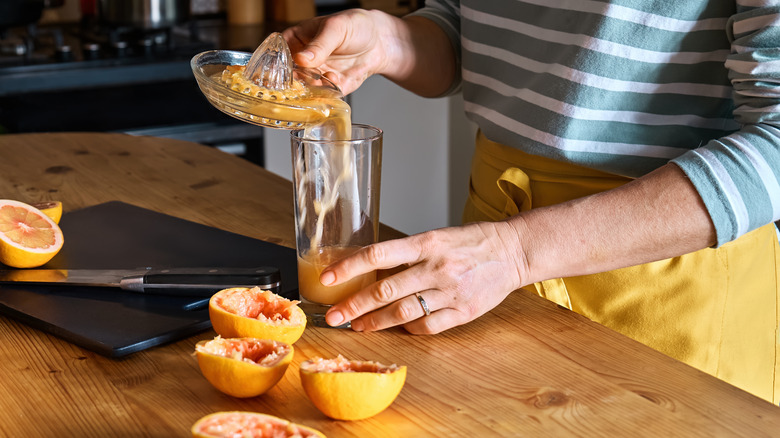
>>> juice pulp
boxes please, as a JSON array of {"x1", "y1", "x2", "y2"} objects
[
  {"x1": 297, "y1": 245, "x2": 376, "y2": 305},
  {"x1": 212, "y1": 66, "x2": 352, "y2": 132}
]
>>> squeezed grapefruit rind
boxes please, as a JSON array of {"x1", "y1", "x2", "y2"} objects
[
  {"x1": 195, "y1": 336, "x2": 293, "y2": 398},
  {"x1": 30, "y1": 201, "x2": 63, "y2": 224},
  {"x1": 209, "y1": 287, "x2": 306, "y2": 345},
  {"x1": 192, "y1": 411, "x2": 325, "y2": 438},
  {"x1": 299, "y1": 356, "x2": 407, "y2": 421}
]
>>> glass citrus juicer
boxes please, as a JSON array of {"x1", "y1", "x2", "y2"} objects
[{"x1": 191, "y1": 32, "x2": 350, "y2": 136}]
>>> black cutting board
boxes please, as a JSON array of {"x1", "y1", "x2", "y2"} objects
[{"x1": 0, "y1": 201, "x2": 298, "y2": 358}]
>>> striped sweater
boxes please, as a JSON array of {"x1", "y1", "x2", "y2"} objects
[{"x1": 412, "y1": 0, "x2": 780, "y2": 246}]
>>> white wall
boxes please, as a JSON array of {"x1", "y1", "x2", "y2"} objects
[{"x1": 264, "y1": 75, "x2": 477, "y2": 236}]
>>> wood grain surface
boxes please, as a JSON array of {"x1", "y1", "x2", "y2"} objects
[{"x1": 0, "y1": 132, "x2": 778, "y2": 437}]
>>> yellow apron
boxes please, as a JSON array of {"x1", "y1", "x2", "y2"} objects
[{"x1": 464, "y1": 130, "x2": 780, "y2": 403}]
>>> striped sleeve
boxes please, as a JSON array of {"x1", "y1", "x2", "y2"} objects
[
  {"x1": 672, "y1": 2, "x2": 780, "y2": 246},
  {"x1": 408, "y1": 0, "x2": 464, "y2": 95},
  {"x1": 411, "y1": 1, "x2": 780, "y2": 247}
]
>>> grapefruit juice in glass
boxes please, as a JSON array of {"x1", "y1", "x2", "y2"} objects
[
  {"x1": 291, "y1": 125, "x2": 383, "y2": 327},
  {"x1": 297, "y1": 245, "x2": 376, "y2": 305}
]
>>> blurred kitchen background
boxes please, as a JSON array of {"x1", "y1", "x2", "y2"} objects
[{"x1": 0, "y1": 0, "x2": 476, "y2": 236}]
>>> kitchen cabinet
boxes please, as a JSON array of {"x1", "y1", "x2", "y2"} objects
[{"x1": 263, "y1": 75, "x2": 477, "y2": 236}]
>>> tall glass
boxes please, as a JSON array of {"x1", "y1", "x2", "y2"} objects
[{"x1": 291, "y1": 124, "x2": 383, "y2": 327}]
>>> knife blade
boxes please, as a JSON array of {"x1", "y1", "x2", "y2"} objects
[{"x1": 0, "y1": 266, "x2": 282, "y2": 297}]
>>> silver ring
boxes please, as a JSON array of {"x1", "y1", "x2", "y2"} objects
[{"x1": 415, "y1": 293, "x2": 431, "y2": 316}]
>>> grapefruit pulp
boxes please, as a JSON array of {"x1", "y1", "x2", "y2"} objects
[{"x1": 191, "y1": 411, "x2": 324, "y2": 438}]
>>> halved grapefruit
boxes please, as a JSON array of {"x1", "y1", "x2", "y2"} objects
[
  {"x1": 191, "y1": 411, "x2": 324, "y2": 438},
  {"x1": 209, "y1": 287, "x2": 306, "y2": 344},
  {"x1": 195, "y1": 336, "x2": 293, "y2": 398},
  {"x1": 299, "y1": 355, "x2": 407, "y2": 421},
  {"x1": 0, "y1": 199, "x2": 64, "y2": 268}
]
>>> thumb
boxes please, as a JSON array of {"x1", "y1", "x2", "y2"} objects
[
  {"x1": 293, "y1": 47, "x2": 318, "y2": 67},
  {"x1": 293, "y1": 37, "x2": 336, "y2": 69},
  {"x1": 290, "y1": 18, "x2": 350, "y2": 68}
]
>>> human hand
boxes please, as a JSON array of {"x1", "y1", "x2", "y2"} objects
[
  {"x1": 282, "y1": 9, "x2": 405, "y2": 95},
  {"x1": 321, "y1": 221, "x2": 526, "y2": 334}
]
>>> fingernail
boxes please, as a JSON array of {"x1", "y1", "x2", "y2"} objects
[
  {"x1": 326, "y1": 310, "x2": 344, "y2": 326},
  {"x1": 351, "y1": 320, "x2": 364, "y2": 332},
  {"x1": 300, "y1": 50, "x2": 314, "y2": 61},
  {"x1": 320, "y1": 270, "x2": 335, "y2": 286}
]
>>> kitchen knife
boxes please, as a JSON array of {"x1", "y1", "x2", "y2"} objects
[{"x1": 0, "y1": 266, "x2": 282, "y2": 297}]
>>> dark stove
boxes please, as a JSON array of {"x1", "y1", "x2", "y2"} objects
[
  {"x1": 0, "y1": 20, "x2": 216, "y2": 94},
  {"x1": 0, "y1": 19, "x2": 267, "y2": 166}
]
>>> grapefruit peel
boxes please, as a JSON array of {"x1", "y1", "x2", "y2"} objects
[
  {"x1": 299, "y1": 355, "x2": 407, "y2": 421},
  {"x1": 30, "y1": 201, "x2": 63, "y2": 224}
]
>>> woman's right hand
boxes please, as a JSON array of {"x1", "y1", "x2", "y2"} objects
[
  {"x1": 283, "y1": 9, "x2": 456, "y2": 96},
  {"x1": 282, "y1": 9, "x2": 406, "y2": 95}
]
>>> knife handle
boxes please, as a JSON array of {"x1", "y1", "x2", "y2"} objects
[{"x1": 119, "y1": 267, "x2": 282, "y2": 297}]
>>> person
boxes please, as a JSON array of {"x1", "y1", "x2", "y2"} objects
[{"x1": 282, "y1": 1, "x2": 780, "y2": 403}]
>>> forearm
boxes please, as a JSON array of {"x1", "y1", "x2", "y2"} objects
[
  {"x1": 381, "y1": 15, "x2": 457, "y2": 97},
  {"x1": 509, "y1": 163, "x2": 717, "y2": 284}
]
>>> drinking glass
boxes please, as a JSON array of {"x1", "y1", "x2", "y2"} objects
[{"x1": 291, "y1": 124, "x2": 383, "y2": 327}]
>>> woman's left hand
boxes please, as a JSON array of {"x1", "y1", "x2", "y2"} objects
[{"x1": 321, "y1": 221, "x2": 526, "y2": 334}]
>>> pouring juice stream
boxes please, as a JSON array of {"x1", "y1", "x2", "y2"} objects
[{"x1": 295, "y1": 102, "x2": 377, "y2": 306}]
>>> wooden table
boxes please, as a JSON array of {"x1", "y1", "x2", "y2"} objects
[{"x1": 0, "y1": 132, "x2": 778, "y2": 437}]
